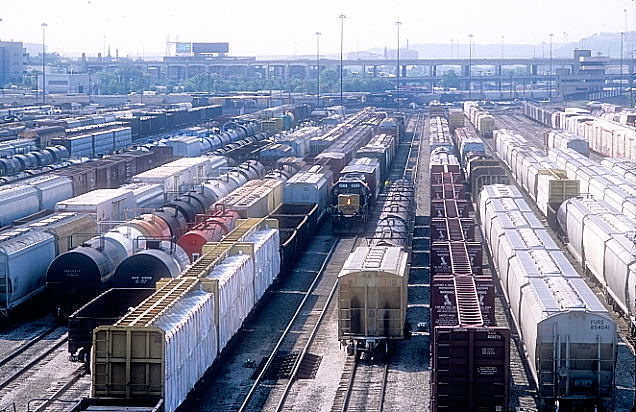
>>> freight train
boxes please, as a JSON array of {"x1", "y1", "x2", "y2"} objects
[
  {"x1": 329, "y1": 116, "x2": 402, "y2": 234},
  {"x1": 522, "y1": 101, "x2": 636, "y2": 162},
  {"x1": 336, "y1": 114, "x2": 413, "y2": 355},
  {"x1": 46, "y1": 159, "x2": 268, "y2": 317},
  {"x1": 478, "y1": 185, "x2": 617, "y2": 411},
  {"x1": 480, "y1": 119, "x2": 621, "y2": 409},
  {"x1": 427, "y1": 127, "x2": 510, "y2": 412}
]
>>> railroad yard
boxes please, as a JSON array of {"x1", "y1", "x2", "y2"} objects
[{"x1": 0, "y1": 99, "x2": 634, "y2": 412}]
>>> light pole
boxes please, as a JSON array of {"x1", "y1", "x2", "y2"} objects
[
  {"x1": 549, "y1": 33, "x2": 553, "y2": 100},
  {"x1": 621, "y1": 32, "x2": 625, "y2": 95},
  {"x1": 315, "y1": 31, "x2": 321, "y2": 108},
  {"x1": 339, "y1": 14, "x2": 346, "y2": 109},
  {"x1": 500, "y1": 35, "x2": 504, "y2": 94},
  {"x1": 468, "y1": 34, "x2": 473, "y2": 99},
  {"x1": 396, "y1": 21, "x2": 402, "y2": 110},
  {"x1": 41, "y1": 22, "x2": 47, "y2": 105},
  {"x1": 450, "y1": 38, "x2": 454, "y2": 59}
]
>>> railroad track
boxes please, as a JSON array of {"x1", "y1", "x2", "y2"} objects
[
  {"x1": 493, "y1": 111, "x2": 547, "y2": 149},
  {"x1": 26, "y1": 366, "x2": 90, "y2": 412},
  {"x1": 237, "y1": 236, "x2": 360, "y2": 412},
  {"x1": 0, "y1": 326, "x2": 68, "y2": 394},
  {"x1": 331, "y1": 354, "x2": 389, "y2": 412}
]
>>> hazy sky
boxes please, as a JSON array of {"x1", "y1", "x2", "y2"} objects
[{"x1": 0, "y1": 0, "x2": 630, "y2": 57}]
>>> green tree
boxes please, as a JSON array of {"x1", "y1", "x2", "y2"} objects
[{"x1": 440, "y1": 69, "x2": 460, "y2": 89}]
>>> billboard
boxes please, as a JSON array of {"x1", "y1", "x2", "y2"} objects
[
  {"x1": 192, "y1": 42, "x2": 229, "y2": 54},
  {"x1": 175, "y1": 42, "x2": 192, "y2": 53}
]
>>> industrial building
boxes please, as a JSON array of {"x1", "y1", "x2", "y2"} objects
[{"x1": 0, "y1": 41, "x2": 27, "y2": 87}]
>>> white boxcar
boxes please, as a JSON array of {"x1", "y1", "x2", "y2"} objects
[
  {"x1": 19, "y1": 175, "x2": 74, "y2": 210},
  {"x1": 284, "y1": 166, "x2": 333, "y2": 222},
  {"x1": 165, "y1": 136, "x2": 203, "y2": 157},
  {"x1": 0, "y1": 230, "x2": 56, "y2": 311},
  {"x1": 479, "y1": 185, "x2": 616, "y2": 410},
  {"x1": 132, "y1": 167, "x2": 192, "y2": 196},
  {"x1": 119, "y1": 183, "x2": 165, "y2": 209},
  {"x1": 93, "y1": 286, "x2": 218, "y2": 412},
  {"x1": 546, "y1": 130, "x2": 590, "y2": 157},
  {"x1": 203, "y1": 228, "x2": 281, "y2": 351},
  {"x1": 133, "y1": 156, "x2": 225, "y2": 195},
  {"x1": 245, "y1": 227, "x2": 281, "y2": 302},
  {"x1": 55, "y1": 188, "x2": 136, "y2": 226}
]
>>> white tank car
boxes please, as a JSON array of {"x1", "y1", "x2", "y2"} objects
[{"x1": 478, "y1": 185, "x2": 617, "y2": 410}]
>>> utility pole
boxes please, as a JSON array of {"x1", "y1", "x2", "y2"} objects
[
  {"x1": 396, "y1": 21, "x2": 402, "y2": 110},
  {"x1": 339, "y1": 14, "x2": 346, "y2": 109}
]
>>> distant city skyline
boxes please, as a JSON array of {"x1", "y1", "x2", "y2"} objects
[{"x1": 0, "y1": 0, "x2": 630, "y2": 58}]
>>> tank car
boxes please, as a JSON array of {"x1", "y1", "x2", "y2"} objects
[
  {"x1": 177, "y1": 209, "x2": 239, "y2": 261},
  {"x1": 370, "y1": 179, "x2": 414, "y2": 248},
  {"x1": 112, "y1": 241, "x2": 190, "y2": 288},
  {"x1": 46, "y1": 226, "x2": 140, "y2": 318}
]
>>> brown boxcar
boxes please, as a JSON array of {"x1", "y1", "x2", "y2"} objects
[
  {"x1": 52, "y1": 165, "x2": 97, "y2": 196},
  {"x1": 432, "y1": 327, "x2": 510, "y2": 412}
]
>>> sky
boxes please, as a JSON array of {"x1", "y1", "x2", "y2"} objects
[{"x1": 0, "y1": 0, "x2": 630, "y2": 58}]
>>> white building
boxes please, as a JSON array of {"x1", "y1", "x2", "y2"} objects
[{"x1": 37, "y1": 73, "x2": 95, "y2": 94}]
